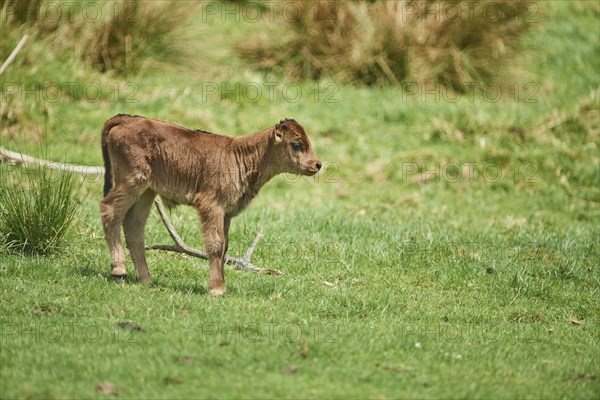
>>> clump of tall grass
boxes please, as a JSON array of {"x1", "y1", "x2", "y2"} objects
[
  {"x1": 72, "y1": 0, "x2": 193, "y2": 74},
  {"x1": 0, "y1": 163, "x2": 80, "y2": 255},
  {"x1": 1, "y1": 0, "x2": 194, "y2": 75},
  {"x1": 0, "y1": 0, "x2": 38, "y2": 25},
  {"x1": 237, "y1": 0, "x2": 534, "y2": 90}
]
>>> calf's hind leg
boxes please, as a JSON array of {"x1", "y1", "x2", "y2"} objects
[
  {"x1": 100, "y1": 186, "x2": 140, "y2": 277},
  {"x1": 123, "y1": 190, "x2": 156, "y2": 285}
]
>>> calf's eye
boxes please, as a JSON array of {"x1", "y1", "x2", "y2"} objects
[{"x1": 291, "y1": 142, "x2": 302, "y2": 151}]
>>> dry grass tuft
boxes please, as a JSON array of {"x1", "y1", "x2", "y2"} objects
[
  {"x1": 70, "y1": 0, "x2": 193, "y2": 74},
  {"x1": 237, "y1": 0, "x2": 534, "y2": 90},
  {"x1": 1, "y1": 0, "x2": 194, "y2": 75}
]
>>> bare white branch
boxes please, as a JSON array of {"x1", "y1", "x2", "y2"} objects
[
  {"x1": 0, "y1": 35, "x2": 28, "y2": 75},
  {"x1": 0, "y1": 146, "x2": 104, "y2": 175}
]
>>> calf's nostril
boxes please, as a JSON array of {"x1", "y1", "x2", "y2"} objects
[{"x1": 315, "y1": 161, "x2": 322, "y2": 171}]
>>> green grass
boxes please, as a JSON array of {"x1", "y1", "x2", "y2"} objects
[
  {"x1": 0, "y1": 163, "x2": 81, "y2": 255},
  {"x1": 1, "y1": 1, "x2": 599, "y2": 399}
]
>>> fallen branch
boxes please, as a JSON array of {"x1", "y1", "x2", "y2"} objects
[
  {"x1": 0, "y1": 146, "x2": 104, "y2": 175},
  {"x1": 147, "y1": 198, "x2": 282, "y2": 275},
  {"x1": 0, "y1": 147, "x2": 279, "y2": 275},
  {"x1": 0, "y1": 35, "x2": 28, "y2": 76}
]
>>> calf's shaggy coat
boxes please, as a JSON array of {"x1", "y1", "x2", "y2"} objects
[{"x1": 100, "y1": 114, "x2": 320, "y2": 295}]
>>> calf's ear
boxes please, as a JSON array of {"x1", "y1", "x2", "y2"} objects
[{"x1": 273, "y1": 126, "x2": 284, "y2": 144}]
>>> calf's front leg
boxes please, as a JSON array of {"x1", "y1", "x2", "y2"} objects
[{"x1": 199, "y1": 208, "x2": 229, "y2": 296}]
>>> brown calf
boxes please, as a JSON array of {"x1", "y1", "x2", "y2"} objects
[{"x1": 100, "y1": 114, "x2": 321, "y2": 295}]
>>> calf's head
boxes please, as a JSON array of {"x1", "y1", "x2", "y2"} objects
[{"x1": 272, "y1": 119, "x2": 321, "y2": 176}]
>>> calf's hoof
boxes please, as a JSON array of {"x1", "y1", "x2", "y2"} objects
[
  {"x1": 139, "y1": 276, "x2": 152, "y2": 285},
  {"x1": 111, "y1": 265, "x2": 127, "y2": 277},
  {"x1": 210, "y1": 287, "x2": 226, "y2": 297}
]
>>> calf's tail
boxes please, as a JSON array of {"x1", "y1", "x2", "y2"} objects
[
  {"x1": 101, "y1": 114, "x2": 134, "y2": 197},
  {"x1": 102, "y1": 138, "x2": 112, "y2": 197}
]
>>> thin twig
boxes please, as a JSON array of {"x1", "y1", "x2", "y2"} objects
[
  {"x1": 376, "y1": 56, "x2": 400, "y2": 86},
  {"x1": 0, "y1": 35, "x2": 29, "y2": 75},
  {"x1": 244, "y1": 229, "x2": 264, "y2": 260},
  {"x1": 152, "y1": 198, "x2": 193, "y2": 252}
]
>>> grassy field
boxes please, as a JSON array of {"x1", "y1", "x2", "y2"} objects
[{"x1": 1, "y1": 1, "x2": 599, "y2": 399}]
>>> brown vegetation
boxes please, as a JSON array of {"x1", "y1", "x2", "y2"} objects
[
  {"x1": 1, "y1": 0, "x2": 192, "y2": 74},
  {"x1": 237, "y1": 0, "x2": 534, "y2": 90}
]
